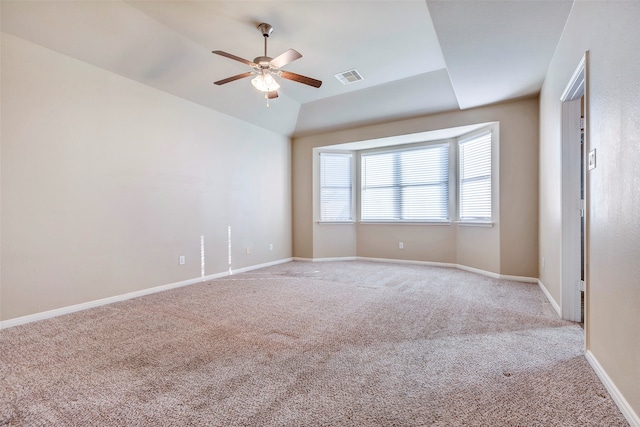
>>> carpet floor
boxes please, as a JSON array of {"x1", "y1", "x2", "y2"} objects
[{"x1": 0, "y1": 261, "x2": 629, "y2": 426}]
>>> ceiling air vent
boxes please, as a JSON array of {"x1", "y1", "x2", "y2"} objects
[{"x1": 335, "y1": 69, "x2": 363, "y2": 85}]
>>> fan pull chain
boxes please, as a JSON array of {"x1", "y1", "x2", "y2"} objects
[{"x1": 265, "y1": 92, "x2": 270, "y2": 108}]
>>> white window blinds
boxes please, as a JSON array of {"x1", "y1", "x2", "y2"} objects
[
  {"x1": 320, "y1": 152, "x2": 353, "y2": 221},
  {"x1": 459, "y1": 132, "x2": 492, "y2": 220},
  {"x1": 361, "y1": 144, "x2": 449, "y2": 221}
]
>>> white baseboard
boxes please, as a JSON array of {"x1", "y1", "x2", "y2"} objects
[
  {"x1": 453, "y1": 264, "x2": 537, "y2": 283},
  {"x1": 301, "y1": 256, "x2": 538, "y2": 284},
  {"x1": 1, "y1": 256, "x2": 539, "y2": 329},
  {"x1": 358, "y1": 256, "x2": 454, "y2": 269},
  {"x1": 0, "y1": 257, "x2": 292, "y2": 330},
  {"x1": 498, "y1": 273, "x2": 538, "y2": 283},
  {"x1": 356, "y1": 256, "x2": 456, "y2": 268},
  {"x1": 292, "y1": 256, "x2": 357, "y2": 262},
  {"x1": 230, "y1": 257, "x2": 292, "y2": 275},
  {"x1": 586, "y1": 350, "x2": 640, "y2": 427},
  {"x1": 359, "y1": 256, "x2": 538, "y2": 283},
  {"x1": 455, "y1": 263, "x2": 501, "y2": 279},
  {"x1": 537, "y1": 279, "x2": 562, "y2": 317}
]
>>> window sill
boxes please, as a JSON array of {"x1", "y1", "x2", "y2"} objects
[
  {"x1": 359, "y1": 220, "x2": 452, "y2": 226},
  {"x1": 455, "y1": 221, "x2": 494, "y2": 227},
  {"x1": 317, "y1": 221, "x2": 355, "y2": 225}
]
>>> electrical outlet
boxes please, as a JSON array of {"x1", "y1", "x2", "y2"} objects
[
  {"x1": 269, "y1": 243, "x2": 273, "y2": 251},
  {"x1": 179, "y1": 256, "x2": 185, "y2": 265},
  {"x1": 246, "y1": 247, "x2": 251, "y2": 255},
  {"x1": 541, "y1": 257, "x2": 545, "y2": 270},
  {"x1": 399, "y1": 242, "x2": 404, "y2": 250}
]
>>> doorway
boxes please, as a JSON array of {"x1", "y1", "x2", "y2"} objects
[{"x1": 560, "y1": 53, "x2": 588, "y2": 326}]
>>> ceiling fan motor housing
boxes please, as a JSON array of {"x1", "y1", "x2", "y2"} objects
[
  {"x1": 257, "y1": 23, "x2": 273, "y2": 38},
  {"x1": 253, "y1": 56, "x2": 272, "y2": 68}
]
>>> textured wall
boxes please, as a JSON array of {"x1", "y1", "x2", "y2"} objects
[{"x1": 540, "y1": 1, "x2": 640, "y2": 419}]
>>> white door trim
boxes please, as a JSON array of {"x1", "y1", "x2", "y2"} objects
[{"x1": 560, "y1": 54, "x2": 587, "y2": 323}]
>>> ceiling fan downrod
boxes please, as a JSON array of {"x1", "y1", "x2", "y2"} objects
[{"x1": 257, "y1": 23, "x2": 273, "y2": 58}]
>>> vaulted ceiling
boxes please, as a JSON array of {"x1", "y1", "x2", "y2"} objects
[{"x1": 1, "y1": 1, "x2": 574, "y2": 137}]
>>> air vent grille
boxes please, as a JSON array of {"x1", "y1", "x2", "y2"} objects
[{"x1": 335, "y1": 69, "x2": 364, "y2": 85}]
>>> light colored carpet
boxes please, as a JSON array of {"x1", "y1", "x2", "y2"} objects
[{"x1": 0, "y1": 261, "x2": 629, "y2": 426}]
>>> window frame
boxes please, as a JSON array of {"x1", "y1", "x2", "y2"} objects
[
  {"x1": 318, "y1": 151, "x2": 355, "y2": 223},
  {"x1": 359, "y1": 142, "x2": 451, "y2": 224},
  {"x1": 457, "y1": 129, "x2": 494, "y2": 225},
  {"x1": 313, "y1": 124, "x2": 497, "y2": 228}
]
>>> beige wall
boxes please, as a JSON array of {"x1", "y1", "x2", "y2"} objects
[
  {"x1": 292, "y1": 137, "x2": 323, "y2": 259},
  {"x1": 293, "y1": 98, "x2": 538, "y2": 278},
  {"x1": 1, "y1": 33, "x2": 292, "y2": 321},
  {"x1": 456, "y1": 225, "x2": 500, "y2": 273},
  {"x1": 358, "y1": 224, "x2": 456, "y2": 264},
  {"x1": 540, "y1": 1, "x2": 640, "y2": 418},
  {"x1": 314, "y1": 225, "x2": 357, "y2": 259}
]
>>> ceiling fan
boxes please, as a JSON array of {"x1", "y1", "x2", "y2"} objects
[{"x1": 212, "y1": 23, "x2": 322, "y2": 103}]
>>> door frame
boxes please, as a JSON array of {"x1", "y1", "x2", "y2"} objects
[{"x1": 560, "y1": 53, "x2": 588, "y2": 327}]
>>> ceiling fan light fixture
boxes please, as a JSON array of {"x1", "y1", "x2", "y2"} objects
[{"x1": 251, "y1": 73, "x2": 280, "y2": 92}]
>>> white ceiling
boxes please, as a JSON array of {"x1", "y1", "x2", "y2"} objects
[{"x1": 0, "y1": 0, "x2": 574, "y2": 137}]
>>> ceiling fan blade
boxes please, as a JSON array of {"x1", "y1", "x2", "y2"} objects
[
  {"x1": 212, "y1": 50, "x2": 256, "y2": 67},
  {"x1": 267, "y1": 90, "x2": 279, "y2": 99},
  {"x1": 279, "y1": 71, "x2": 322, "y2": 88},
  {"x1": 214, "y1": 72, "x2": 254, "y2": 85},
  {"x1": 269, "y1": 49, "x2": 302, "y2": 69}
]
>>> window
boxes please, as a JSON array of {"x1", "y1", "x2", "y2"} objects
[
  {"x1": 459, "y1": 132, "x2": 492, "y2": 221},
  {"x1": 319, "y1": 152, "x2": 353, "y2": 222},
  {"x1": 361, "y1": 144, "x2": 449, "y2": 221}
]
